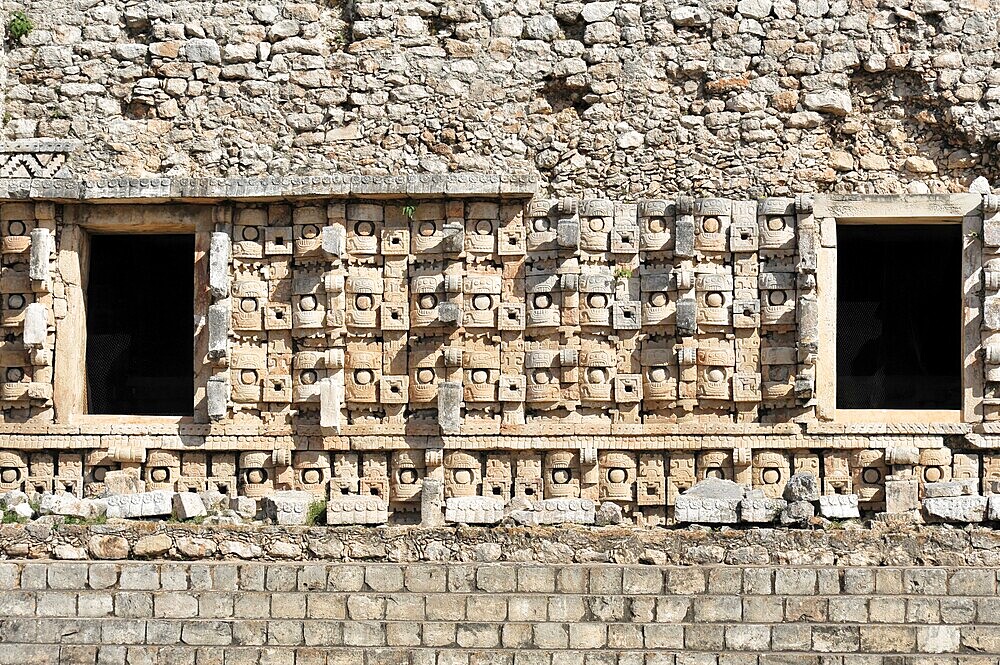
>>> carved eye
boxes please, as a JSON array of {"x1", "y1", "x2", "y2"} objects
[
  {"x1": 355, "y1": 294, "x2": 373, "y2": 311},
  {"x1": 607, "y1": 468, "x2": 627, "y2": 484},
  {"x1": 648, "y1": 218, "x2": 666, "y2": 233},
  {"x1": 299, "y1": 295, "x2": 318, "y2": 311},
  {"x1": 7, "y1": 295, "x2": 24, "y2": 310},
  {"x1": 552, "y1": 468, "x2": 571, "y2": 484},
  {"x1": 768, "y1": 290, "x2": 787, "y2": 306},
  {"x1": 474, "y1": 220, "x2": 493, "y2": 235},
  {"x1": 533, "y1": 369, "x2": 552, "y2": 384},
  {"x1": 354, "y1": 369, "x2": 374, "y2": 385},
  {"x1": 241, "y1": 226, "x2": 259, "y2": 241},
  {"x1": 707, "y1": 368, "x2": 725, "y2": 382},
  {"x1": 150, "y1": 468, "x2": 170, "y2": 483},
  {"x1": 533, "y1": 218, "x2": 550, "y2": 232},
  {"x1": 418, "y1": 294, "x2": 438, "y2": 310},
  {"x1": 649, "y1": 367, "x2": 668, "y2": 383},
  {"x1": 533, "y1": 293, "x2": 552, "y2": 309},
  {"x1": 300, "y1": 370, "x2": 318, "y2": 385},
  {"x1": 302, "y1": 469, "x2": 322, "y2": 485},
  {"x1": 863, "y1": 468, "x2": 882, "y2": 484},
  {"x1": 7, "y1": 221, "x2": 25, "y2": 236},
  {"x1": 762, "y1": 468, "x2": 781, "y2": 484},
  {"x1": 5, "y1": 368, "x2": 23, "y2": 382},
  {"x1": 587, "y1": 368, "x2": 607, "y2": 384},
  {"x1": 240, "y1": 370, "x2": 258, "y2": 385},
  {"x1": 301, "y1": 224, "x2": 320, "y2": 239},
  {"x1": 399, "y1": 468, "x2": 418, "y2": 484},
  {"x1": 418, "y1": 221, "x2": 436, "y2": 237},
  {"x1": 588, "y1": 218, "x2": 604, "y2": 232},
  {"x1": 239, "y1": 298, "x2": 257, "y2": 313},
  {"x1": 0, "y1": 468, "x2": 20, "y2": 483},
  {"x1": 471, "y1": 369, "x2": 489, "y2": 384},
  {"x1": 246, "y1": 468, "x2": 267, "y2": 484},
  {"x1": 767, "y1": 216, "x2": 785, "y2": 231},
  {"x1": 416, "y1": 368, "x2": 435, "y2": 384},
  {"x1": 648, "y1": 291, "x2": 668, "y2": 307},
  {"x1": 705, "y1": 292, "x2": 724, "y2": 308},
  {"x1": 453, "y1": 469, "x2": 473, "y2": 484},
  {"x1": 702, "y1": 217, "x2": 721, "y2": 233},
  {"x1": 587, "y1": 293, "x2": 608, "y2": 308},
  {"x1": 354, "y1": 221, "x2": 375, "y2": 236},
  {"x1": 472, "y1": 294, "x2": 492, "y2": 311}
]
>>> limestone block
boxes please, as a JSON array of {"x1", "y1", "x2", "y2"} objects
[
  {"x1": 172, "y1": 492, "x2": 207, "y2": 520},
  {"x1": 22, "y1": 303, "x2": 47, "y2": 347},
  {"x1": 885, "y1": 477, "x2": 920, "y2": 513},
  {"x1": 819, "y1": 494, "x2": 860, "y2": 519},
  {"x1": 262, "y1": 490, "x2": 315, "y2": 525},
  {"x1": 783, "y1": 472, "x2": 820, "y2": 502},
  {"x1": 923, "y1": 480, "x2": 977, "y2": 498},
  {"x1": 322, "y1": 225, "x2": 346, "y2": 257},
  {"x1": 445, "y1": 496, "x2": 505, "y2": 525},
  {"x1": 923, "y1": 496, "x2": 987, "y2": 522},
  {"x1": 437, "y1": 381, "x2": 462, "y2": 434},
  {"x1": 207, "y1": 375, "x2": 227, "y2": 421},
  {"x1": 421, "y1": 477, "x2": 445, "y2": 527},
  {"x1": 39, "y1": 493, "x2": 105, "y2": 519},
  {"x1": 231, "y1": 495, "x2": 258, "y2": 519},
  {"x1": 102, "y1": 469, "x2": 145, "y2": 495},
  {"x1": 780, "y1": 500, "x2": 815, "y2": 525},
  {"x1": 509, "y1": 498, "x2": 596, "y2": 525},
  {"x1": 675, "y1": 478, "x2": 744, "y2": 524},
  {"x1": 208, "y1": 231, "x2": 230, "y2": 299},
  {"x1": 987, "y1": 495, "x2": 1000, "y2": 521},
  {"x1": 739, "y1": 490, "x2": 785, "y2": 523},
  {"x1": 105, "y1": 490, "x2": 175, "y2": 519},
  {"x1": 207, "y1": 302, "x2": 229, "y2": 359},
  {"x1": 326, "y1": 494, "x2": 389, "y2": 525},
  {"x1": 28, "y1": 228, "x2": 51, "y2": 284},
  {"x1": 12, "y1": 503, "x2": 32, "y2": 520},
  {"x1": 595, "y1": 501, "x2": 624, "y2": 526}
]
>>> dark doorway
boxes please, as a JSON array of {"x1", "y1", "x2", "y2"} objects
[
  {"x1": 836, "y1": 224, "x2": 960, "y2": 410},
  {"x1": 86, "y1": 234, "x2": 194, "y2": 415}
]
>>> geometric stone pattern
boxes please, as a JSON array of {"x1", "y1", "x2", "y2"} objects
[
  {"x1": 0, "y1": 192, "x2": 994, "y2": 524},
  {"x1": 0, "y1": 561, "x2": 994, "y2": 662}
]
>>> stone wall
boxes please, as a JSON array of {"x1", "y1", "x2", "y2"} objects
[
  {"x1": 1, "y1": 0, "x2": 998, "y2": 197},
  {"x1": 1, "y1": 557, "x2": 1000, "y2": 664}
]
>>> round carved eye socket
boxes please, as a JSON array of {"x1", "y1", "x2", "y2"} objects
[
  {"x1": 355, "y1": 294, "x2": 373, "y2": 311},
  {"x1": 552, "y1": 468, "x2": 571, "y2": 484},
  {"x1": 588, "y1": 218, "x2": 604, "y2": 232},
  {"x1": 299, "y1": 295, "x2": 318, "y2": 312},
  {"x1": 239, "y1": 298, "x2": 257, "y2": 313},
  {"x1": 587, "y1": 293, "x2": 608, "y2": 308},
  {"x1": 648, "y1": 218, "x2": 666, "y2": 233},
  {"x1": 240, "y1": 369, "x2": 258, "y2": 385},
  {"x1": 924, "y1": 466, "x2": 943, "y2": 483},
  {"x1": 533, "y1": 369, "x2": 552, "y2": 384},
  {"x1": 453, "y1": 469, "x2": 473, "y2": 485},
  {"x1": 354, "y1": 221, "x2": 375, "y2": 236},
  {"x1": 472, "y1": 294, "x2": 492, "y2": 311},
  {"x1": 706, "y1": 467, "x2": 726, "y2": 480},
  {"x1": 241, "y1": 225, "x2": 259, "y2": 241},
  {"x1": 475, "y1": 220, "x2": 493, "y2": 235},
  {"x1": 7, "y1": 295, "x2": 24, "y2": 310},
  {"x1": 93, "y1": 467, "x2": 108, "y2": 482},
  {"x1": 150, "y1": 468, "x2": 169, "y2": 483},
  {"x1": 0, "y1": 468, "x2": 19, "y2": 484},
  {"x1": 587, "y1": 368, "x2": 607, "y2": 384},
  {"x1": 471, "y1": 369, "x2": 489, "y2": 384},
  {"x1": 649, "y1": 367, "x2": 668, "y2": 383},
  {"x1": 5, "y1": 368, "x2": 23, "y2": 382},
  {"x1": 705, "y1": 292, "x2": 724, "y2": 308},
  {"x1": 532, "y1": 218, "x2": 550, "y2": 232},
  {"x1": 302, "y1": 469, "x2": 322, "y2": 485},
  {"x1": 608, "y1": 468, "x2": 627, "y2": 484},
  {"x1": 418, "y1": 221, "x2": 436, "y2": 237},
  {"x1": 707, "y1": 368, "x2": 725, "y2": 382},
  {"x1": 762, "y1": 468, "x2": 780, "y2": 485},
  {"x1": 702, "y1": 216, "x2": 721, "y2": 233},
  {"x1": 418, "y1": 294, "x2": 437, "y2": 310},
  {"x1": 301, "y1": 224, "x2": 320, "y2": 239},
  {"x1": 767, "y1": 216, "x2": 785, "y2": 231},
  {"x1": 8, "y1": 221, "x2": 26, "y2": 236},
  {"x1": 246, "y1": 468, "x2": 268, "y2": 484},
  {"x1": 416, "y1": 368, "x2": 435, "y2": 384},
  {"x1": 399, "y1": 468, "x2": 418, "y2": 484},
  {"x1": 648, "y1": 291, "x2": 668, "y2": 307},
  {"x1": 300, "y1": 369, "x2": 318, "y2": 385},
  {"x1": 533, "y1": 293, "x2": 552, "y2": 309},
  {"x1": 768, "y1": 290, "x2": 786, "y2": 306},
  {"x1": 863, "y1": 468, "x2": 882, "y2": 484},
  {"x1": 354, "y1": 369, "x2": 374, "y2": 385}
]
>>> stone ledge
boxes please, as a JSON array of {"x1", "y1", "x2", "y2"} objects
[
  {"x1": 2, "y1": 522, "x2": 1000, "y2": 565},
  {"x1": 0, "y1": 173, "x2": 540, "y2": 202}
]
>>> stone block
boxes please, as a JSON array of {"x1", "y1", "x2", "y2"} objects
[
  {"x1": 917, "y1": 626, "x2": 960, "y2": 654},
  {"x1": 923, "y1": 479, "x2": 977, "y2": 498},
  {"x1": 885, "y1": 476, "x2": 920, "y2": 513},
  {"x1": 437, "y1": 381, "x2": 462, "y2": 434},
  {"x1": 22, "y1": 303, "x2": 47, "y2": 347},
  {"x1": 420, "y1": 476, "x2": 444, "y2": 527},
  {"x1": 819, "y1": 494, "x2": 860, "y2": 519},
  {"x1": 509, "y1": 498, "x2": 596, "y2": 525},
  {"x1": 780, "y1": 500, "x2": 815, "y2": 525},
  {"x1": 105, "y1": 491, "x2": 174, "y2": 519},
  {"x1": 923, "y1": 495, "x2": 987, "y2": 522},
  {"x1": 675, "y1": 478, "x2": 744, "y2": 524},
  {"x1": 326, "y1": 494, "x2": 388, "y2": 525},
  {"x1": 208, "y1": 231, "x2": 230, "y2": 299},
  {"x1": 445, "y1": 496, "x2": 504, "y2": 525},
  {"x1": 783, "y1": 472, "x2": 819, "y2": 502},
  {"x1": 172, "y1": 493, "x2": 207, "y2": 520},
  {"x1": 740, "y1": 490, "x2": 785, "y2": 522},
  {"x1": 261, "y1": 491, "x2": 315, "y2": 525}
]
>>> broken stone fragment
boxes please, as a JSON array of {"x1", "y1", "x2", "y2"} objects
[
  {"x1": 923, "y1": 479, "x2": 978, "y2": 498},
  {"x1": 261, "y1": 490, "x2": 315, "y2": 526},
  {"x1": 739, "y1": 489, "x2": 786, "y2": 523},
  {"x1": 326, "y1": 494, "x2": 388, "y2": 525},
  {"x1": 595, "y1": 501, "x2": 624, "y2": 526},
  {"x1": 172, "y1": 492, "x2": 207, "y2": 520},
  {"x1": 445, "y1": 496, "x2": 505, "y2": 525},
  {"x1": 818, "y1": 494, "x2": 860, "y2": 519},
  {"x1": 509, "y1": 498, "x2": 596, "y2": 526},
  {"x1": 783, "y1": 472, "x2": 820, "y2": 502},
  {"x1": 230, "y1": 496, "x2": 258, "y2": 519},
  {"x1": 675, "y1": 478, "x2": 745, "y2": 524},
  {"x1": 101, "y1": 469, "x2": 145, "y2": 496},
  {"x1": 780, "y1": 499, "x2": 815, "y2": 525},
  {"x1": 923, "y1": 495, "x2": 987, "y2": 523},
  {"x1": 104, "y1": 490, "x2": 174, "y2": 519}
]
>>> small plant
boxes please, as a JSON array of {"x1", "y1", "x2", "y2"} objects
[
  {"x1": 2, "y1": 112, "x2": 11, "y2": 126},
  {"x1": 614, "y1": 267, "x2": 633, "y2": 279},
  {"x1": 7, "y1": 11, "x2": 34, "y2": 44},
  {"x1": 306, "y1": 500, "x2": 327, "y2": 526},
  {"x1": 1, "y1": 511, "x2": 26, "y2": 524},
  {"x1": 402, "y1": 204, "x2": 417, "y2": 220},
  {"x1": 331, "y1": 24, "x2": 349, "y2": 48}
]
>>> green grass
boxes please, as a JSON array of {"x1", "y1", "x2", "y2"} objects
[{"x1": 306, "y1": 500, "x2": 327, "y2": 526}]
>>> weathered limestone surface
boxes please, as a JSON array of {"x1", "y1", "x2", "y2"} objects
[{"x1": 2, "y1": 0, "x2": 998, "y2": 199}]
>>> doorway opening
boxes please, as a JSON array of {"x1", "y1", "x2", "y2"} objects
[
  {"x1": 836, "y1": 224, "x2": 960, "y2": 410},
  {"x1": 86, "y1": 234, "x2": 194, "y2": 415}
]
